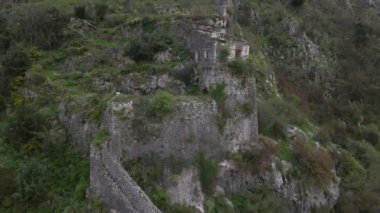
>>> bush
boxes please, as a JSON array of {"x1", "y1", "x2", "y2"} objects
[
  {"x1": 4, "y1": 104, "x2": 47, "y2": 147},
  {"x1": 16, "y1": 158, "x2": 48, "y2": 202},
  {"x1": 338, "y1": 150, "x2": 366, "y2": 188},
  {"x1": 361, "y1": 124, "x2": 379, "y2": 150},
  {"x1": 198, "y1": 157, "x2": 218, "y2": 194},
  {"x1": 74, "y1": 5, "x2": 87, "y2": 19},
  {"x1": 0, "y1": 95, "x2": 6, "y2": 111},
  {"x1": 125, "y1": 36, "x2": 155, "y2": 62},
  {"x1": 151, "y1": 186, "x2": 170, "y2": 211},
  {"x1": 2, "y1": 46, "x2": 31, "y2": 77},
  {"x1": 11, "y1": 6, "x2": 67, "y2": 50},
  {"x1": 92, "y1": 129, "x2": 110, "y2": 146},
  {"x1": 0, "y1": 167, "x2": 16, "y2": 200},
  {"x1": 146, "y1": 91, "x2": 175, "y2": 118},
  {"x1": 219, "y1": 45, "x2": 230, "y2": 61},
  {"x1": 258, "y1": 97, "x2": 307, "y2": 136},
  {"x1": 292, "y1": 140, "x2": 334, "y2": 186},
  {"x1": 210, "y1": 83, "x2": 228, "y2": 103},
  {"x1": 230, "y1": 185, "x2": 291, "y2": 213},
  {"x1": 233, "y1": 137, "x2": 278, "y2": 174},
  {"x1": 95, "y1": 3, "x2": 108, "y2": 21},
  {"x1": 228, "y1": 59, "x2": 251, "y2": 76},
  {"x1": 125, "y1": 32, "x2": 171, "y2": 62},
  {"x1": 291, "y1": 0, "x2": 305, "y2": 7},
  {"x1": 0, "y1": 34, "x2": 10, "y2": 54},
  {"x1": 241, "y1": 101, "x2": 254, "y2": 116}
]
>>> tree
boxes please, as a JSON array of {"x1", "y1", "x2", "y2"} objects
[
  {"x1": 4, "y1": 104, "x2": 46, "y2": 147},
  {"x1": 2, "y1": 46, "x2": 31, "y2": 77},
  {"x1": 16, "y1": 158, "x2": 48, "y2": 202}
]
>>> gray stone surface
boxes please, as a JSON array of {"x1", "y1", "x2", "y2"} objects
[
  {"x1": 167, "y1": 167, "x2": 205, "y2": 213},
  {"x1": 59, "y1": 100, "x2": 97, "y2": 156},
  {"x1": 90, "y1": 144, "x2": 161, "y2": 213}
]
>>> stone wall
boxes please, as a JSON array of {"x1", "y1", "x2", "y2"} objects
[{"x1": 90, "y1": 144, "x2": 162, "y2": 213}]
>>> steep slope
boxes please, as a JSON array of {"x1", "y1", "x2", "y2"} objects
[{"x1": 0, "y1": 0, "x2": 379, "y2": 213}]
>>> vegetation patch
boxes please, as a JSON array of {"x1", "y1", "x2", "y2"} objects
[
  {"x1": 92, "y1": 129, "x2": 110, "y2": 146},
  {"x1": 258, "y1": 96, "x2": 307, "y2": 137},
  {"x1": 219, "y1": 45, "x2": 230, "y2": 61},
  {"x1": 197, "y1": 156, "x2": 218, "y2": 194},
  {"x1": 124, "y1": 157, "x2": 196, "y2": 212},
  {"x1": 231, "y1": 137, "x2": 278, "y2": 174},
  {"x1": 292, "y1": 140, "x2": 335, "y2": 187},
  {"x1": 209, "y1": 83, "x2": 228, "y2": 103},
  {"x1": 230, "y1": 185, "x2": 291, "y2": 213},
  {"x1": 146, "y1": 90, "x2": 176, "y2": 119},
  {"x1": 240, "y1": 101, "x2": 254, "y2": 116},
  {"x1": 228, "y1": 59, "x2": 252, "y2": 76}
]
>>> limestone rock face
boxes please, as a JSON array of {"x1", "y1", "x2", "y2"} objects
[
  {"x1": 217, "y1": 157, "x2": 340, "y2": 213},
  {"x1": 59, "y1": 100, "x2": 97, "y2": 156},
  {"x1": 154, "y1": 50, "x2": 173, "y2": 63},
  {"x1": 167, "y1": 167, "x2": 205, "y2": 213},
  {"x1": 286, "y1": 20, "x2": 335, "y2": 91}
]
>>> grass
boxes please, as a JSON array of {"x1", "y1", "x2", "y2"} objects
[
  {"x1": 197, "y1": 156, "x2": 218, "y2": 194},
  {"x1": 146, "y1": 90, "x2": 176, "y2": 119},
  {"x1": 240, "y1": 101, "x2": 254, "y2": 116},
  {"x1": 0, "y1": 134, "x2": 89, "y2": 212},
  {"x1": 92, "y1": 129, "x2": 110, "y2": 146},
  {"x1": 123, "y1": 62, "x2": 180, "y2": 75},
  {"x1": 209, "y1": 83, "x2": 228, "y2": 103}
]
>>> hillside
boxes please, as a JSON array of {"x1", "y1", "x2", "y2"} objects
[{"x1": 0, "y1": 0, "x2": 379, "y2": 212}]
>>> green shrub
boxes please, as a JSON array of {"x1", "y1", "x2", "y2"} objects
[
  {"x1": 228, "y1": 59, "x2": 251, "y2": 76},
  {"x1": 198, "y1": 157, "x2": 218, "y2": 194},
  {"x1": 92, "y1": 129, "x2": 110, "y2": 146},
  {"x1": 2, "y1": 46, "x2": 31, "y2": 77},
  {"x1": 151, "y1": 186, "x2": 170, "y2": 211},
  {"x1": 0, "y1": 95, "x2": 6, "y2": 112},
  {"x1": 240, "y1": 101, "x2": 254, "y2": 116},
  {"x1": 74, "y1": 5, "x2": 87, "y2": 19},
  {"x1": 4, "y1": 104, "x2": 47, "y2": 147},
  {"x1": 338, "y1": 150, "x2": 366, "y2": 188},
  {"x1": 205, "y1": 196, "x2": 235, "y2": 213},
  {"x1": 210, "y1": 83, "x2": 228, "y2": 103},
  {"x1": 361, "y1": 124, "x2": 379, "y2": 150},
  {"x1": 185, "y1": 85, "x2": 201, "y2": 96},
  {"x1": 347, "y1": 140, "x2": 380, "y2": 168},
  {"x1": 125, "y1": 36, "x2": 155, "y2": 62},
  {"x1": 291, "y1": 0, "x2": 305, "y2": 7},
  {"x1": 0, "y1": 167, "x2": 16, "y2": 200},
  {"x1": 292, "y1": 140, "x2": 335, "y2": 186},
  {"x1": 146, "y1": 91, "x2": 175, "y2": 118},
  {"x1": 231, "y1": 185, "x2": 291, "y2": 213},
  {"x1": 0, "y1": 34, "x2": 9, "y2": 54},
  {"x1": 233, "y1": 138, "x2": 278, "y2": 174},
  {"x1": 95, "y1": 3, "x2": 108, "y2": 21},
  {"x1": 219, "y1": 45, "x2": 230, "y2": 61},
  {"x1": 258, "y1": 97, "x2": 307, "y2": 136},
  {"x1": 11, "y1": 6, "x2": 67, "y2": 50},
  {"x1": 125, "y1": 32, "x2": 170, "y2": 62},
  {"x1": 16, "y1": 158, "x2": 48, "y2": 202}
]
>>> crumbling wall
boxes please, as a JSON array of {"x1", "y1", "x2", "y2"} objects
[{"x1": 90, "y1": 144, "x2": 162, "y2": 213}]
